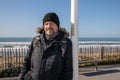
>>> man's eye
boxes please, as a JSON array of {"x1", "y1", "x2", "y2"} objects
[{"x1": 45, "y1": 23, "x2": 48, "y2": 25}]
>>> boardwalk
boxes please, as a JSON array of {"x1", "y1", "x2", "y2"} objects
[
  {"x1": 79, "y1": 64, "x2": 120, "y2": 80},
  {"x1": 0, "y1": 64, "x2": 120, "y2": 80}
]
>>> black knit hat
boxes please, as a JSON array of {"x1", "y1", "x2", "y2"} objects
[{"x1": 43, "y1": 12, "x2": 60, "y2": 27}]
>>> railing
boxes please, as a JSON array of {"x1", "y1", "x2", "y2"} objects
[
  {"x1": 79, "y1": 45, "x2": 120, "y2": 61},
  {"x1": 0, "y1": 47, "x2": 29, "y2": 71},
  {"x1": 0, "y1": 45, "x2": 120, "y2": 70},
  {"x1": 0, "y1": 45, "x2": 120, "y2": 77}
]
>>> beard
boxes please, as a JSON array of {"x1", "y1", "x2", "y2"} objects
[{"x1": 45, "y1": 27, "x2": 58, "y2": 37}]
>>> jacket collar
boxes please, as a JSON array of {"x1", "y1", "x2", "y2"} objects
[{"x1": 36, "y1": 27, "x2": 69, "y2": 39}]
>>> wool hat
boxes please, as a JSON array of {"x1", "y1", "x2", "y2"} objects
[{"x1": 43, "y1": 12, "x2": 60, "y2": 27}]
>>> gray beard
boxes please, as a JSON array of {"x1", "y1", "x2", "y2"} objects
[{"x1": 45, "y1": 31, "x2": 59, "y2": 40}]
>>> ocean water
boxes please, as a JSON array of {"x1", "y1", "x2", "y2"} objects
[
  {"x1": 0, "y1": 37, "x2": 33, "y2": 42},
  {"x1": 0, "y1": 37, "x2": 32, "y2": 48},
  {"x1": 79, "y1": 38, "x2": 120, "y2": 45},
  {"x1": 79, "y1": 38, "x2": 120, "y2": 41},
  {"x1": 1, "y1": 37, "x2": 120, "y2": 42},
  {"x1": 1, "y1": 37, "x2": 120, "y2": 48}
]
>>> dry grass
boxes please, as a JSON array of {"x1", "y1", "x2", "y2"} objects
[
  {"x1": 0, "y1": 56, "x2": 24, "y2": 70},
  {"x1": 79, "y1": 52, "x2": 120, "y2": 61}
]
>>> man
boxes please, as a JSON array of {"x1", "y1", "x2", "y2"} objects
[{"x1": 19, "y1": 12, "x2": 73, "y2": 80}]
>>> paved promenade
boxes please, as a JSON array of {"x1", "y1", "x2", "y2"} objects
[
  {"x1": 79, "y1": 64, "x2": 120, "y2": 80},
  {"x1": 0, "y1": 64, "x2": 120, "y2": 80}
]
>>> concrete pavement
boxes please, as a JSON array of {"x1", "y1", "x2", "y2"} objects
[
  {"x1": 0, "y1": 64, "x2": 120, "y2": 80},
  {"x1": 79, "y1": 64, "x2": 120, "y2": 80}
]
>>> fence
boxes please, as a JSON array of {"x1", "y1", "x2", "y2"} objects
[
  {"x1": 0, "y1": 47, "x2": 28, "y2": 71},
  {"x1": 0, "y1": 45, "x2": 120, "y2": 75},
  {"x1": 79, "y1": 45, "x2": 120, "y2": 61}
]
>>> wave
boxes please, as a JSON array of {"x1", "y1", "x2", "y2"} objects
[
  {"x1": 79, "y1": 41, "x2": 120, "y2": 45},
  {"x1": 1, "y1": 41, "x2": 120, "y2": 48},
  {"x1": 0, "y1": 42, "x2": 31, "y2": 48}
]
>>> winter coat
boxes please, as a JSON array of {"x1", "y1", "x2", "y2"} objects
[{"x1": 18, "y1": 28, "x2": 73, "y2": 80}]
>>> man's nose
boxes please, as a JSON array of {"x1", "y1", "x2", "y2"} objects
[{"x1": 47, "y1": 23, "x2": 52, "y2": 27}]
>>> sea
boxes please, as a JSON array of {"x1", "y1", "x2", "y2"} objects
[
  {"x1": 0, "y1": 37, "x2": 32, "y2": 48},
  {"x1": 1, "y1": 37, "x2": 120, "y2": 48}
]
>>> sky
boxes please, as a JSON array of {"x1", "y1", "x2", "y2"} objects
[{"x1": 0, "y1": 0, "x2": 120, "y2": 38}]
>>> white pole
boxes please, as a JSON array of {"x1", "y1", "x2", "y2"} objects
[{"x1": 71, "y1": 0, "x2": 79, "y2": 80}]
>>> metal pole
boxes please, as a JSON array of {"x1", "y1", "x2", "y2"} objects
[{"x1": 71, "y1": 0, "x2": 79, "y2": 80}]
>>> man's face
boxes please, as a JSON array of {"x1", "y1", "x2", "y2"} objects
[{"x1": 44, "y1": 21, "x2": 58, "y2": 36}]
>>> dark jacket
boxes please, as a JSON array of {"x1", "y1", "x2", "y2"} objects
[{"x1": 18, "y1": 28, "x2": 73, "y2": 80}]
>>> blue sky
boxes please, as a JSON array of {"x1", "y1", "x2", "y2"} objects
[{"x1": 0, "y1": 0, "x2": 120, "y2": 38}]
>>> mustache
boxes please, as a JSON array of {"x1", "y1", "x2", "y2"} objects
[{"x1": 46, "y1": 27, "x2": 53, "y2": 30}]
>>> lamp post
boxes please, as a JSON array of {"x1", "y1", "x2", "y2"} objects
[{"x1": 71, "y1": 0, "x2": 79, "y2": 80}]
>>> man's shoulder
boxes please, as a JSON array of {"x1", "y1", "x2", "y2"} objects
[
  {"x1": 34, "y1": 35, "x2": 41, "y2": 40},
  {"x1": 32, "y1": 35, "x2": 41, "y2": 42},
  {"x1": 66, "y1": 38, "x2": 72, "y2": 43},
  {"x1": 32, "y1": 35, "x2": 41, "y2": 47},
  {"x1": 61, "y1": 37, "x2": 72, "y2": 46}
]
